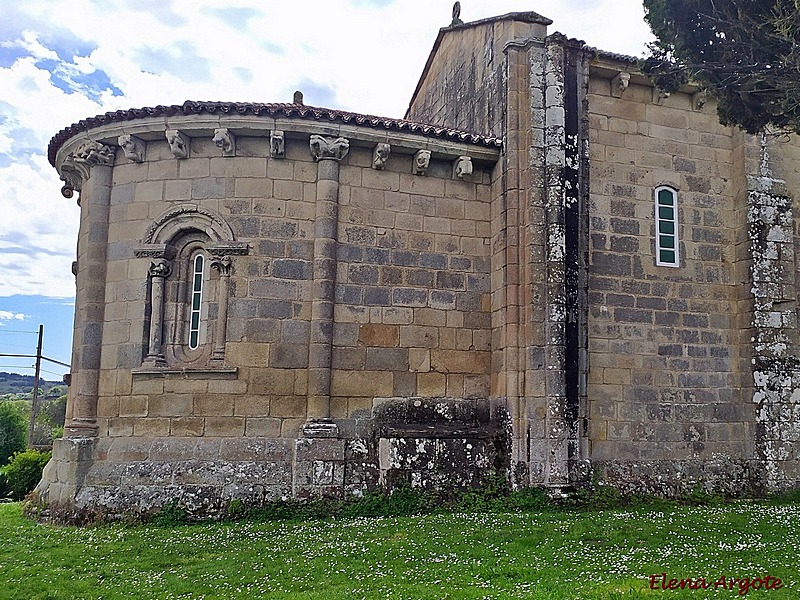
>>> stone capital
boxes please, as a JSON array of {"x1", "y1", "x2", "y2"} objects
[
  {"x1": 211, "y1": 255, "x2": 233, "y2": 276},
  {"x1": 148, "y1": 259, "x2": 172, "y2": 279},
  {"x1": 59, "y1": 141, "x2": 116, "y2": 199},
  {"x1": 309, "y1": 135, "x2": 350, "y2": 162},
  {"x1": 74, "y1": 140, "x2": 116, "y2": 167}
]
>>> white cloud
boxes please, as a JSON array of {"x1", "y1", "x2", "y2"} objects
[
  {"x1": 0, "y1": 0, "x2": 655, "y2": 299},
  {"x1": 0, "y1": 310, "x2": 27, "y2": 321}
]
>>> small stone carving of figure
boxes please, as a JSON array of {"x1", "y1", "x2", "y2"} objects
[
  {"x1": 453, "y1": 155, "x2": 473, "y2": 180},
  {"x1": 213, "y1": 128, "x2": 235, "y2": 156},
  {"x1": 270, "y1": 130, "x2": 285, "y2": 158},
  {"x1": 293, "y1": 90, "x2": 304, "y2": 105},
  {"x1": 118, "y1": 134, "x2": 144, "y2": 162},
  {"x1": 451, "y1": 1, "x2": 463, "y2": 26},
  {"x1": 372, "y1": 143, "x2": 391, "y2": 169},
  {"x1": 165, "y1": 129, "x2": 188, "y2": 159},
  {"x1": 413, "y1": 150, "x2": 431, "y2": 176}
]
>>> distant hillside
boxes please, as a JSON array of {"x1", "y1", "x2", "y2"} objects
[{"x1": 0, "y1": 372, "x2": 64, "y2": 396}]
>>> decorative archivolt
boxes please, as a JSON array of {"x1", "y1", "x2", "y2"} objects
[{"x1": 142, "y1": 204, "x2": 237, "y2": 246}]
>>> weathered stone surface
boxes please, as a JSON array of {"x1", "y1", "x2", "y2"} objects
[{"x1": 32, "y1": 9, "x2": 800, "y2": 524}]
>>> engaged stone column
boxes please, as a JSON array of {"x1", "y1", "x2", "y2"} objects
[
  {"x1": 210, "y1": 256, "x2": 232, "y2": 364},
  {"x1": 143, "y1": 260, "x2": 171, "y2": 366},
  {"x1": 306, "y1": 135, "x2": 349, "y2": 434},
  {"x1": 60, "y1": 141, "x2": 116, "y2": 438}
]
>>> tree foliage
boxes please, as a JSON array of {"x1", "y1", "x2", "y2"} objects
[
  {"x1": 1, "y1": 449, "x2": 51, "y2": 500},
  {"x1": 0, "y1": 401, "x2": 27, "y2": 465},
  {"x1": 642, "y1": 0, "x2": 800, "y2": 134}
]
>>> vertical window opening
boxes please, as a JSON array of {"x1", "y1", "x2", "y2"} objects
[
  {"x1": 189, "y1": 253, "x2": 204, "y2": 349},
  {"x1": 655, "y1": 186, "x2": 679, "y2": 267}
]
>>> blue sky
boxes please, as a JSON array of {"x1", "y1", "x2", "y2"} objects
[{"x1": 0, "y1": 0, "x2": 654, "y2": 379}]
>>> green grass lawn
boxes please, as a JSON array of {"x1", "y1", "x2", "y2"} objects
[{"x1": 1, "y1": 500, "x2": 798, "y2": 599}]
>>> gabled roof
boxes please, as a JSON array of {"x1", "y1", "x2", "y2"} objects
[{"x1": 48, "y1": 100, "x2": 502, "y2": 166}]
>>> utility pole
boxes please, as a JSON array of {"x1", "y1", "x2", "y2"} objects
[{"x1": 27, "y1": 324, "x2": 44, "y2": 448}]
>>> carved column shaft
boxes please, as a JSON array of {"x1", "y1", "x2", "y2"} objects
[
  {"x1": 144, "y1": 261, "x2": 170, "y2": 366},
  {"x1": 211, "y1": 257, "x2": 232, "y2": 363},
  {"x1": 307, "y1": 137, "x2": 349, "y2": 424},
  {"x1": 66, "y1": 151, "x2": 114, "y2": 437}
]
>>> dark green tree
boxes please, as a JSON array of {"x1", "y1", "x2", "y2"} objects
[
  {"x1": 641, "y1": 0, "x2": 800, "y2": 134},
  {"x1": 0, "y1": 401, "x2": 27, "y2": 465}
]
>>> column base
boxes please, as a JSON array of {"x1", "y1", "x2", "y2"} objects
[{"x1": 64, "y1": 419, "x2": 99, "y2": 438}]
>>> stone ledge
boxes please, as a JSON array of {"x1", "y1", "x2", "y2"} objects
[{"x1": 131, "y1": 366, "x2": 238, "y2": 378}]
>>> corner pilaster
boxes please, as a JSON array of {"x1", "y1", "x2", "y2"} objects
[{"x1": 61, "y1": 141, "x2": 116, "y2": 438}]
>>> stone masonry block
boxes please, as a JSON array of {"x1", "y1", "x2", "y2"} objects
[
  {"x1": 195, "y1": 395, "x2": 235, "y2": 416},
  {"x1": 358, "y1": 324, "x2": 399, "y2": 347},
  {"x1": 295, "y1": 438, "x2": 345, "y2": 462},
  {"x1": 148, "y1": 395, "x2": 193, "y2": 417},
  {"x1": 170, "y1": 417, "x2": 205, "y2": 437},
  {"x1": 204, "y1": 417, "x2": 246, "y2": 437},
  {"x1": 245, "y1": 418, "x2": 282, "y2": 437},
  {"x1": 332, "y1": 370, "x2": 393, "y2": 397}
]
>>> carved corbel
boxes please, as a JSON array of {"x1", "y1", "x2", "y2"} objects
[
  {"x1": 611, "y1": 71, "x2": 630, "y2": 98},
  {"x1": 692, "y1": 90, "x2": 708, "y2": 111},
  {"x1": 213, "y1": 128, "x2": 236, "y2": 157},
  {"x1": 118, "y1": 134, "x2": 145, "y2": 162},
  {"x1": 165, "y1": 129, "x2": 189, "y2": 159},
  {"x1": 652, "y1": 87, "x2": 670, "y2": 105},
  {"x1": 309, "y1": 135, "x2": 350, "y2": 162},
  {"x1": 270, "y1": 130, "x2": 285, "y2": 158},
  {"x1": 453, "y1": 155, "x2": 473, "y2": 180},
  {"x1": 413, "y1": 150, "x2": 431, "y2": 176},
  {"x1": 372, "y1": 143, "x2": 391, "y2": 169}
]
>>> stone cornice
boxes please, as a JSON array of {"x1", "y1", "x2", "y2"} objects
[{"x1": 49, "y1": 101, "x2": 502, "y2": 168}]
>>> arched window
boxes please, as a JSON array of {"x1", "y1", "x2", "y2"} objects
[
  {"x1": 188, "y1": 252, "x2": 206, "y2": 350},
  {"x1": 135, "y1": 204, "x2": 247, "y2": 371},
  {"x1": 162, "y1": 233, "x2": 216, "y2": 365},
  {"x1": 655, "y1": 186, "x2": 679, "y2": 267}
]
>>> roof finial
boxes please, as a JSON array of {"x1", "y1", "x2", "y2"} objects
[
  {"x1": 451, "y1": 1, "x2": 463, "y2": 26},
  {"x1": 293, "y1": 90, "x2": 304, "y2": 105}
]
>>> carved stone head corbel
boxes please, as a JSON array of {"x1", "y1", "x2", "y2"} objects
[
  {"x1": 165, "y1": 129, "x2": 189, "y2": 159},
  {"x1": 213, "y1": 128, "x2": 236, "y2": 157},
  {"x1": 453, "y1": 155, "x2": 473, "y2": 180},
  {"x1": 118, "y1": 134, "x2": 145, "y2": 162},
  {"x1": 270, "y1": 130, "x2": 285, "y2": 158},
  {"x1": 413, "y1": 150, "x2": 431, "y2": 176},
  {"x1": 372, "y1": 143, "x2": 391, "y2": 169},
  {"x1": 611, "y1": 72, "x2": 630, "y2": 98}
]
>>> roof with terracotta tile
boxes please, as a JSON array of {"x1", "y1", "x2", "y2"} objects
[{"x1": 47, "y1": 100, "x2": 503, "y2": 166}]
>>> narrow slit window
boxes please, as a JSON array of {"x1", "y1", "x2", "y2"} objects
[
  {"x1": 655, "y1": 186, "x2": 679, "y2": 267},
  {"x1": 189, "y1": 253, "x2": 204, "y2": 349}
]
